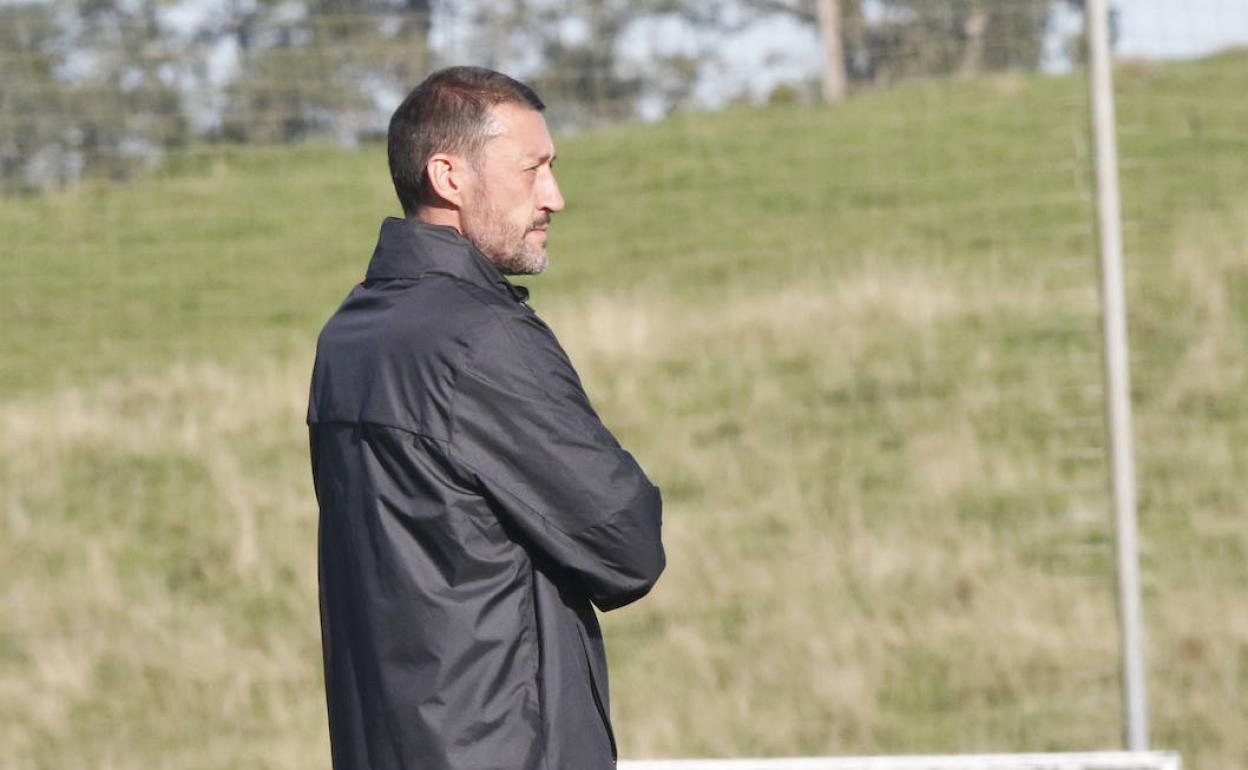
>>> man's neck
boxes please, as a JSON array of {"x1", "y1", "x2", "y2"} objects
[{"x1": 415, "y1": 204, "x2": 463, "y2": 234}]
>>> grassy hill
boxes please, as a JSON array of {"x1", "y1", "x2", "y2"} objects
[{"x1": 1, "y1": 52, "x2": 1246, "y2": 768}]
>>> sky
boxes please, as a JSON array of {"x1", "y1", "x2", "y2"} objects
[{"x1": 1113, "y1": 0, "x2": 1248, "y2": 59}]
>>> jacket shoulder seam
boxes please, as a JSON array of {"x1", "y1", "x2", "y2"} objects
[
  {"x1": 309, "y1": 418, "x2": 448, "y2": 445},
  {"x1": 443, "y1": 447, "x2": 654, "y2": 540},
  {"x1": 451, "y1": 283, "x2": 556, "y2": 401},
  {"x1": 430, "y1": 273, "x2": 550, "y2": 386},
  {"x1": 443, "y1": 448, "x2": 574, "y2": 537}
]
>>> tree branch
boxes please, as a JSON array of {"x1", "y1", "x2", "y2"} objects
[{"x1": 741, "y1": 0, "x2": 817, "y2": 24}]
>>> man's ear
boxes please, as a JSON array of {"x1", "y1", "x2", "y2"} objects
[{"x1": 426, "y1": 153, "x2": 468, "y2": 208}]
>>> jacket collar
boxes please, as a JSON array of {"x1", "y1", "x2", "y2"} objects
[{"x1": 365, "y1": 217, "x2": 530, "y2": 304}]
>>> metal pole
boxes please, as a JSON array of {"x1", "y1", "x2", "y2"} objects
[{"x1": 1085, "y1": 0, "x2": 1149, "y2": 751}]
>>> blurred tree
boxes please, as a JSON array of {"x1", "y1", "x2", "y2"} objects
[
  {"x1": 0, "y1": 3, "x2": 69, "y2": 190},
  {"x1": 721, "y1": 0, "x2": 849, "y2": 102},
  {"x1": 736, "y1": 0, "x2": 1061, "y2": 88},
  {"x1": 223, "y1": 0, "x2": 434, "y2": 143},
  {"x1": 0, "y1": 0, "x2": 438, "y2": 192},
  {"x1": 855, "y1": 0, "x2": 1051, "y2": 82},
  {"x1": 72, "y1": 0, "x2": 187, "y2": 161},
  {"x1": 463, "y1": 0, "x2": 712, "y2": 125},
  {"x1": 0, "y1": 0, "x2": 1117, "y2": 193},
  {"x1": 527, "y1": 0, "x2": 644, "y2": 125},
  {"x1": 0, "y1": 0, "x2": 186, "y2": 193}
]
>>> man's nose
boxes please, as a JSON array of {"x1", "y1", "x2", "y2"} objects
[{"x1": 540, "y1": 169, "x2": 565, "y2": 213}]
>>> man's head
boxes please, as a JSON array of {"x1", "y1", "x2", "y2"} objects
[{"x1": 388, "y1": 67, "x2": 565, "y2": 275}]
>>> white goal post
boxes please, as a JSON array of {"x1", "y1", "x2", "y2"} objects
[{"x1": 620, "y1": 753, "x2": 1181, "y2": 770}]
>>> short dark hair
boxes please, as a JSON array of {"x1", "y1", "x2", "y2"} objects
[{"x1": 387, "y1": 67, "x2": 545, "y2": 216}]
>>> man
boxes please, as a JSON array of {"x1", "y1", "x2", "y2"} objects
[{"x1": 307, "y1": 67, "x2": 665, "y2": 770}]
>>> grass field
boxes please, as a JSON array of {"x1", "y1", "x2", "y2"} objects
[{"x1": 2, "y1": 53, "x2": 1246, "y2": 769}]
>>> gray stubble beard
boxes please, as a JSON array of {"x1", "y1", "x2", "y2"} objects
[
  {"x1": 490, "y1": 234, "x2": 548, "y2": 276},
  {"x1": 464, "y1": 189, "x2": 549, "y2": 276}
]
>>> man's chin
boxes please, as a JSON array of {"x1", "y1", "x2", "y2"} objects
[
  {"x1": 493, "y1": 246, "x2": 548, "y2": 276},
  {"x1": 511, "y1": 254, "x2": 548, "y2": 276}
]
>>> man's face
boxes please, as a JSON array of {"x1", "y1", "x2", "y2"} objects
[{"x1": 460, "y1": 103, "x2": 565, "y2": 275}]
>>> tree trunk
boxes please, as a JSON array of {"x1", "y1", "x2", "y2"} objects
[
  {"x1": 815, "y1": 0, "x2": 847, "y2": 102},
  {"x1": 957, "y1": 7, "x2": 989, "y2": 78}
]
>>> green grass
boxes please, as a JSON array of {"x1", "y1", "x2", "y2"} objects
[{"x1": 2, "y1": 54, "x2": 1247, "y2": 768}]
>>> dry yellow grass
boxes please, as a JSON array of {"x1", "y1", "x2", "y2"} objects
[
  {"x1": 549, "y1": 265, "x2": 1124, "y2": 755},
  {"x1": 0, "y1": 359, "x2": 328, "y2": 769},
  {"x1": 2, "y1": 242, "x2": 1245, "y2": 767}
]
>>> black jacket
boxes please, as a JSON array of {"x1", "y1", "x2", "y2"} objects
[{"x1": 307, "y1": 218, "x2": 665, "y2": 770}]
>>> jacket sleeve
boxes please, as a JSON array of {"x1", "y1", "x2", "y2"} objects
[{"x1": 446, "y1": 309, "x2": 664, "y2": 611}]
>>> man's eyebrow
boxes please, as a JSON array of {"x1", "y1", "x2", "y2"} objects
[{"x1": 526, "y1": 151, "x2": 556, "y2": 165}]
